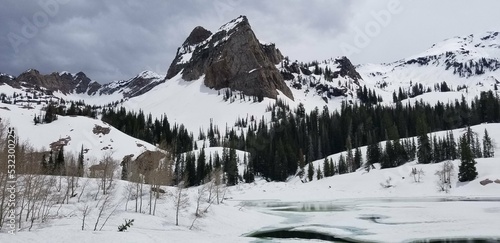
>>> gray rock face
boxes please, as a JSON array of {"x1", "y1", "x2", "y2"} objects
[
  {"x1": 13, "y1": 69, "x2": 101, "y2": 95},
  {"x1": 166, "y1": 16, "x2": 294, "y2": 100},
  {"x1": 333, "y1": 57, "x2": 362, "y2": 85}
]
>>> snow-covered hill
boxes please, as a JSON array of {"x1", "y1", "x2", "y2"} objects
[
  {"x1": 358, "y1": 31, "x2": 500, "y2": 100},
  {"x1": 1, "y1": 123, "x2": 499, "y2": 242},
  {"x1": 0, "y1": 102, "x2": 157, "y2": 164}
]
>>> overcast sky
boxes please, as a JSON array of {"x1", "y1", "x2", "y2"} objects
[{"x1": 1, "y1": 0, "x2": 499, "y2": 83}]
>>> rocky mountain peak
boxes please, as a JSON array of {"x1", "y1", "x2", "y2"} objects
[
  {"x1": 166, "y1": 15, "x2": 294, "y2": 100},
  {"x1": 12, "y1": 69, "x2": 101, "y2": 95},
  {"x1": 334, "y1": 56, "x2": 362, "y2": 84},
  {"x1": 183, "y1": 26, "x2": 212, "y2": 47}
]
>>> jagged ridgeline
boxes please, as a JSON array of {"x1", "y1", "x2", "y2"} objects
[{"x1": 166, "y1": 15, "x2": 294, "y2": 100}]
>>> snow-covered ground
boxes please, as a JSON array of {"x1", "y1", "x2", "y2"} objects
[
  {"x1": 2, "y1": 124, "x2": 500, "y2": 242},
  {"x1": 0, "y1": 102, "x2": 157, "y2": 163}
]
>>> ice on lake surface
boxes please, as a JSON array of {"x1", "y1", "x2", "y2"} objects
[{"x1": 242, "y1": 197, "x2": 500, "y2": 243}]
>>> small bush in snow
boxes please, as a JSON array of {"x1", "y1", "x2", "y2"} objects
[
  {"x1": 435, "y1": 161, "x2": 454, "y2": 193},
  {"x1": 410, "y1": 167, "x2": 425, "y2": 183},
  {"x1": 118, "y1": 219, "x2": 134, "y2": 232},
  {"x1": 380, "y1": 177, "x2": 393, "y2": 188}
]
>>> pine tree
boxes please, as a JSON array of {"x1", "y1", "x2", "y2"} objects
[
  {"x1": 329, "y1": 159, "x2": 336, "y2": 176},
  {"x1": 226, "y1": 147, "x2": 239, "y2": 186},
  {"x1": 448, "y1": 131, "x2": 458, "y2": 160},
  {"x1": 316, "y1": 167, "x2": 323, "y2": 180},
  {"x1": 307, "y1": 162, "x2": 314, "y2": 182},
  {"x1": 346, "y1": 136, "x2": 354, "y2": 172},
  {"x1": 366, "y1": 142, "x2": 380, "y2": 171},
  {"x1": 353, "y1": 148, "x2": 362, "y2": 171},
  {"x1": 458, "y1": 135, "x2": 478, "y2": 182},
  {"x1": 323, "y1": 157, "x2": 330, "y2": 177},
  {"x1": 483, "y1": 129, "x2": 494, "y2": 158},
  {"x1": 417, "y1": 116, "x2": 432, "y2": 164},
  {"x1": 474, "y1": 133, "x2": 482, "y2": 158},
  {"x1": 381, "y1": 140, "x2": 393, "y2": 169},
  {"x1": 297, "y1": 149, "x2": 305, "y2": 178},
  {"x1": 55, "y1": 147, "x2": 65, "y2": 175},
  {"x1": 78, "y1": 145, "x2": 84, "y2": 177},
  {"x1": 196, "y1": 148, "x2": 206, "y2": 185},
  {"x1": 244, "y1": 154, "x2": 255, "y2": 183},
  {"x1": 338, "y1": 154, "x2": 347, "y2": 174},
  {"x1": 185, "y1": 153, "x2": 196, "y2": 187}
]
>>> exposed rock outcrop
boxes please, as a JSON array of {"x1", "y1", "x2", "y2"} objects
[
  {"x1": 166, "y1": 16, "x2": 294, "y2": 100},
  {"x1": 12, "y1": 69, "x2": 101, "y2": 95}
]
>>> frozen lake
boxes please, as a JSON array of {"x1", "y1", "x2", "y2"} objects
[{"x1": 240, "y1": 197, "x2": 500, "y2": 242}]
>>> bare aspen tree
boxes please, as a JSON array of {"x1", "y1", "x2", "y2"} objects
[
  {"x1": 173, "y1": 180, "x2": 189, "y2": 226},
  {"x1": 124, "y1": 181, "x2": 134, "y2": 211},
  {"x1": 211, "y1": 168, "x2": 225, "y2": 204},
  {"x1": 190, "y1": 183, "x2": 209, "y2": 230},
  {"x1": 78, "y1": 178, "x2": 90, "y2": 203},
  {"x1": 435, "y1": 161, "x2": 454, "y2": 193},
  {"x1": 100, "y1": 153, "x2": 118, "y2": 196},
  {"x1": 93, "y1": 192, "x2": 116, "y2": 231},
  {"x1": 0, "y1": 119, "x2": 8, "y2": 230},
  {"x1": 80, "y1": 204, "x2": 91, "y2": 230}
]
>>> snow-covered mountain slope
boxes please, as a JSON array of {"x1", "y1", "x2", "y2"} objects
[
  {"x1": 2, "y1": 123, "x2": 500, "y2": 242},
  {"x1": 0, "y1": 69, "x2": 167, "y2": 106},
  {"x1": 0, "y1": 102, "x2": 157, "y2": 163},
  {"x1": 358, "y1": 31, "x2": 500, "y2": 98}
]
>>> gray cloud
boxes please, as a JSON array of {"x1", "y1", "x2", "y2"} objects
[{"x1": 1, "y1": 0, "x2": 499, "y2": 83}]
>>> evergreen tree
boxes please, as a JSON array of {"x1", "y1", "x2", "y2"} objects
[
  {"x1": 78, "y1": 145, "x2": 84, "y2": 177},
  {"x1": 346, "y1": 136, "x2": 354, "y2": 172},
  {"x1": 329, "y1": 159, "x2": 336, "y2": 176},
  {"x1": 316, "y1": 167, "x2": 323, "y2": 180},
  {"x1": 55, "y1": 147, "x2": 65, "y2": 175},
  {"x1": 185, "y1": 153, "x2": 197, "y2": 187},
  {"x1": 353, "y1": 148, "x2": 362, "y2": 171},
  {"x1": 226, "y1": 147, "x2": 239, "y2": 186},
  {"x1": 483, "y1": 129, "x2": 494, "y2": 158},
  {"x1": 458, "y1": 135, "x2": 478, "y2": 182},
  {"x1": 338, "y1": 154, "x2": 348, "y2": 174},
  {"x1": 381, "y1": 140, "x2": 393, "y2": 169},
  {"x1": 323, "y1": 157, "x2": 330, "y2": 177},
  {"x1": 243, "y1": 154, "x2": 255, "y2": 183},
  {"x1": 196, "y1": 148, "x2": 206, "y2": 185},
  {"x1": 474, "y1": 133, "x2": 482, "y2": 158},
  {"x1": 366, "y1": 142, "x2": 381, "y2": 170},
  {"x1": 121, "y1": 159, "x2": 128, "y2": 180},
  {"x1": 417, "y1": 116, "x2": 432, "y2": 164},
  {"x1": 448, "y1": 131, "x2": 458, "y2": 160},
  {"x1": 307, "y1": 162, "x2": 314, "y2": 182},
  {"x1": 297, "y1": 149, "x2": 305, "y2": 178}
]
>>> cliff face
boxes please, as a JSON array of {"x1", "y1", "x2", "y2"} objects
[
  {"x1": 13, "y1": 69, "x2": 101, "y2": 95},
  {"x1": 166, "y1": 16, "x2": 294, "y2": 100}
]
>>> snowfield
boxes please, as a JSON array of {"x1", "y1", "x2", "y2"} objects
[
  {"x1": 0, "y1": 102, "x2": 158, "y2": 163},
  {"x1": 1, "y1": 124, "x2": 500, "y2": 242}
]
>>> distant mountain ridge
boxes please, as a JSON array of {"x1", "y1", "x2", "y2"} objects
[
  {"x1": 0, "y1": 17, "x2": 499, "y2": 108},
  {"x1": 358, "y1": 31, "x2": 500, "y2": 93}
]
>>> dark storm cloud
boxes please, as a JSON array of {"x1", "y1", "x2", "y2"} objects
[
  {"x1": 2, "y1": 0, "x2": 498, "y2": 83},
  {"x1": 0, "y1": 0, "x2": 355, "y2": 83}
]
